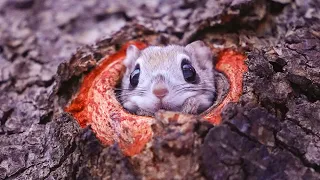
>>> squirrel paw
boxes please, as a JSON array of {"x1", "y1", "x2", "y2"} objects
[{"x1": 181, "y1": 97, "x2": 200, "y2": 114}]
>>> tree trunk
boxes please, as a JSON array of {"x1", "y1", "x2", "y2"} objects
[{"x1": 0, "y1": 0, "x2": 319, "y2": 179}]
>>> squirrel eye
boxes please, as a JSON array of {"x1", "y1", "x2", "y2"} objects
[
  {"x1": 130, "y1": 64, "x2": 140, "y2": 87},
  {"x1": 181, "y1": 59, "x2": 197, "y2": 83}
]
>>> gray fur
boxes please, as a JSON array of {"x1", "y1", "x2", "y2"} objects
[{"x1": 120, "y1": 40, "x2": 216, "y2": 116}]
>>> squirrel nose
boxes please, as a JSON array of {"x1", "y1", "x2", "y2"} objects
[{"x1": 152, "y1": 85, "x2": 169, "y2": 99}]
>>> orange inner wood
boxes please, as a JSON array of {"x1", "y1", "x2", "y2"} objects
[
  {"x1": 204, "y1": 49, "x2": 248, "y2": 124},
  {"x1": 65, "y1": 41, "x2": 247, "y2": 156}
]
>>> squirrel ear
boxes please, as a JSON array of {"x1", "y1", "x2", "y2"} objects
[
  {"x1": 185, "y1": 40, "x2": 213, "y2": 69},
  {"x1": 123, "y1": 45, "x2": 140, "y2": 69}
]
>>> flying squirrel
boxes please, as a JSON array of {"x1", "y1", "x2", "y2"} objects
[{"x1": 120, "y1": 40, "x2": 216, "y2": 116}]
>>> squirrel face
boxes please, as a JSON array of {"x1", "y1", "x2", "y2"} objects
[{"x1": 120, "y1": 41, "x2": 216, "y2": 116}]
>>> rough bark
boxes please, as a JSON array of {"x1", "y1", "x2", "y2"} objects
[{"x1": 0, "y1": 0, "x2": 319, "y2": 179}]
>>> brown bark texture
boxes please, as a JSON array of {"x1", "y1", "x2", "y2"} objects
[{"x1": 0, "y1": 0, "x2": 319, "y2": 179}]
